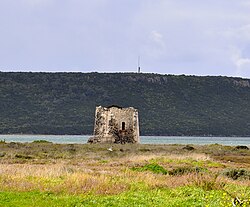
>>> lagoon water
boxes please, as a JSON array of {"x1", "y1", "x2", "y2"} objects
[{"x1": 0, "y1": 135, "x2": 249, "y2": 146}]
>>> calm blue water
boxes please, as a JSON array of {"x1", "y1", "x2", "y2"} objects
[{"x1": 0, "y1": 135, "x2": 249, "y2": 146}]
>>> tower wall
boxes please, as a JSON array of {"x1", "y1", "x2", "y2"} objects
[{"x1": 88, "y1": 106, "x2": 140, "y2": 143}]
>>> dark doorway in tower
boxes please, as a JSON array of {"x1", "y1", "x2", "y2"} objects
[{"x1": 122, "y1": 122, "x2": 126, "y2": 130}]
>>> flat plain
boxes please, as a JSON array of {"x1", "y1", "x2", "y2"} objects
[{"x1": 0, "y1": 141, "x2": 249, "y2": 206}]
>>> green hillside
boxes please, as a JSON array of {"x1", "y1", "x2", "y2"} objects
[{"x1": 0, "y1": 72, "x2": 250, "y2": 136}]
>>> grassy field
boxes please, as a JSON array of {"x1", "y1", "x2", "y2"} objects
[{"x1": 0, "y1": 140, "x2": 250, "y2": 206}]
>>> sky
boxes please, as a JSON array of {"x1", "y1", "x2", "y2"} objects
[{"x1": 0, "y1": 0, "x2": 250, "y2": 78}]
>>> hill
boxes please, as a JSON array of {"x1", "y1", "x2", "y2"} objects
[{"x1": 0, "y1": 72, "x2": 250, "y2": 136}]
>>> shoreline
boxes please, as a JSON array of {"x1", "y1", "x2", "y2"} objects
[{"x1": 1, "y1": 134, "x2": 250, "y2": 146}]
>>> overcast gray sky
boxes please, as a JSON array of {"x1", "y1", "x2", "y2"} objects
[{"x1": 0, "y1": 0, "x2": 250, "y2": 78}]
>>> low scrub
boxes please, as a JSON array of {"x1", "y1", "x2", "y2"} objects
[
  {"x1": 0, "y1": 139, "x2": 6, "y2": 144},
  {"x1": 131, "y1": 163, "x2": 168, "y2": 175},
  {"x1": 188, "y1": 173, "x2": 224, "y2": 191},
  {"x1": 32, "y1": 140, "x2": 52, "y2": 143},
  {"x1": 169, "y1": 167, "x2": 207, "y2": 176},
  {"x1": 0, "y1": 152, "x2": 6, "y2": 157},
  {"x1": 223, "y1": 168, "x2": 250, "y2": 180},
  {"x1": 15, "y1": 154, "x2": 33, "y2": 159}
]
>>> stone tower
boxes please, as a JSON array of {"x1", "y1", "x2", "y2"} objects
[{"x1": 88, "y1": 105, "x2": 140, "y2": 144}]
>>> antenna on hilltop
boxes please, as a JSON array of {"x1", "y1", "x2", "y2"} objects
[{"x1": 138, "y1": 56, "x2": 141, "y2": 73}]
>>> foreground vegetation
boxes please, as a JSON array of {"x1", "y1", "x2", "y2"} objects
[
  {"x1": 1, "y1": 72, "x2": 250, "y2": 136},
  {"x1": 0, "y1": 141, "x2": 250, "y2": 206}
]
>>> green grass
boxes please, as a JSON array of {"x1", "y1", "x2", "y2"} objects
[
  {"x1": 1, "y1": 187, "x2": 249, "y2": 207},
  {"x1": 150, "y1": 157, "x2": 225, "y2": 168},
  {"x1": 0, "y1": 191, "x2": 82, "y2": 207},
  {"x1": 0, "y1": 142, "x2": 250, "y2": 206},
  {"x1": 131, "y1": 163, "x2": 168, "y2": 175}
]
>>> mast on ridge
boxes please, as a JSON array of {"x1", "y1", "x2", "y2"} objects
[{"x1": 138, "y1": 56, "x2": 141, "y2": 73}]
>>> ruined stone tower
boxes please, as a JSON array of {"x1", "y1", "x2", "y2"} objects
[{"x1": 88, "y1": 105, "x2": 140, "y2": 144}]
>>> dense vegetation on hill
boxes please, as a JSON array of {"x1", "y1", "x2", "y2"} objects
[{"x1": 0, "y1": 72, "x2": 250, "y2": 136}]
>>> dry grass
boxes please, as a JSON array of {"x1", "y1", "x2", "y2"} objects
[
  {"x1": 119, "y1": 153, "x2": 211, "y2": 163},
  {"x1": 0, "y1": 164, "x2": 129, "y2": 195},
  {"x1": 0, "y1": 143, "x2": 249, "y2": 196}
]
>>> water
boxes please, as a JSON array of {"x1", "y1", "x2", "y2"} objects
[{"x1": 0, "y1": 135, "x2": 249, "y2": 146}]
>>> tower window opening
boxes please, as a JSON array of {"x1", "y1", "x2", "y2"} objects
[{"x1": 122, "y1": 122, "x2": 125, "y2": 130}]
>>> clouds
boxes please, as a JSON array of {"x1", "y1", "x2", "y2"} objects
[
  {"x1": 134, "y1": 0, "x2": 250, "y2": 76},
  {"x1": 212, "y1": 23, "x2": 250, "y2": 77},
  {"x1": 231, "y1": 47, "x2": 250, "y2": 77},
  {"x1": 143, "y1": 30, "x2": 166, "y2": 59},
  {"x1": 0, "y1": 0, "x2": 250, "y2": 77}
]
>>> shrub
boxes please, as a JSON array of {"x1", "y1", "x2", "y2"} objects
[
  {"x1": 234, "y1": 145, "x2": 249, "y2": 150},
  {"x1": 139, "y1": 148, "x2": 151, "y2": 152},
  {"x1": 32, "y1": 140, "x2": 52, "y2": 143},
  {"x1": 0, "y1": 152, "x2": 6, "y2": 157},
  {"x1": 131, "y1": 163, "x2": 168, "y2": 175},
  {"x1": 223, "y1": 169, "x2": 250, "y2": 180},
  {"x1": 182, "y1": 145, "x2": 195, "y2": 151},
  {"x1": 169, "y1": 167, "x2": 206, "y2": 176},
  {"x1": 190, "y1": 173, "x2": 223, "y2": 191},
  {"x1": 15, "y1": 154, "x2": 33, "y2": 159},
  {"x1": 0, "y1": 139, "x2": 6, "y2": 144}
]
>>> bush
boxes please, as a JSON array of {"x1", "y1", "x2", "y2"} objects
[
  {"x1": 0, "y1": 139, "x2": 6, "y2": 144},
  {"x1": 131, "y1": 163, "x2": 168, "y2": 175},
  {"x1": 15, "y1": 154, "x2": 33, "y2": 159},
  {"x1": 182, "y1": 145, "x2": 195, "y2": 151},
  {"x1": 169, "y1": 167, "x2": 206, "y2": 176},
  {"x1": 223, "y1": 169, "x2": 250, "y2": 180},
  {"x1": 0, "y1": 152, "x2": 6, "y2": 157},
  {"x1": 32, "y1": 140, "x2": 52, "y2": 143},
  {"x1": 234, "y1": 146, "x2": 249, "y2": 150}
]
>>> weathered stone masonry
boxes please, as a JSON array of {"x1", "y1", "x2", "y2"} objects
[{"x1": 88, "y1": 105, "x2": 140, "y2": 143}]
